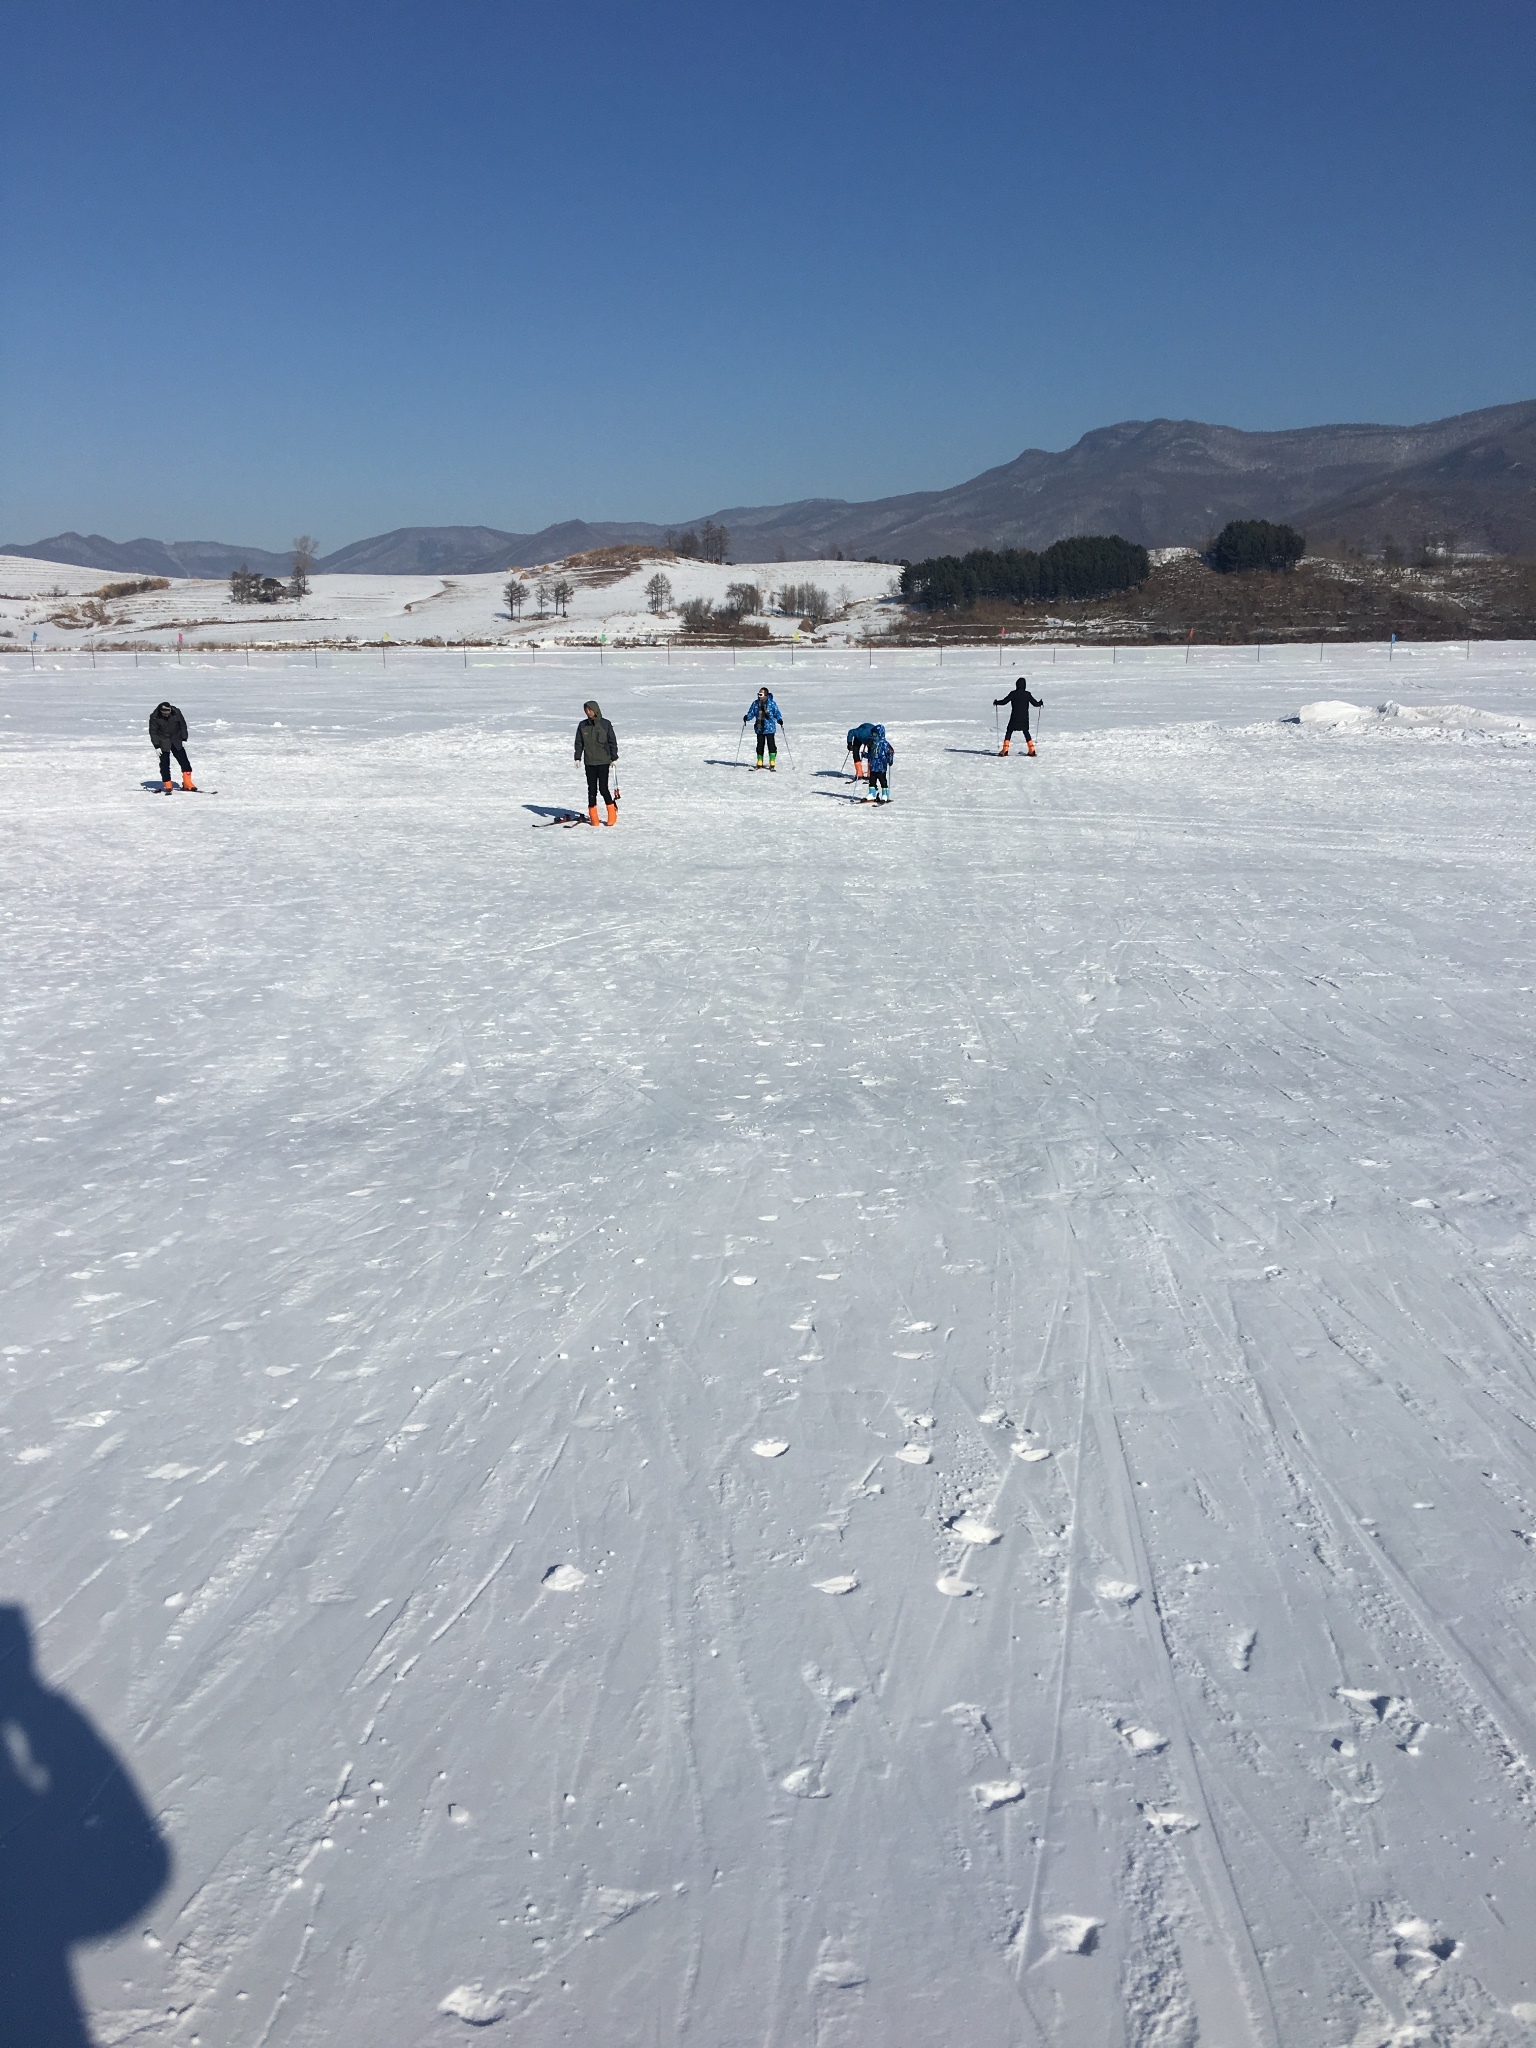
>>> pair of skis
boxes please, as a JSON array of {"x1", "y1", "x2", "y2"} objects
[{"x1": 533, "y1": 790, "x2": 622, "y2": 829}]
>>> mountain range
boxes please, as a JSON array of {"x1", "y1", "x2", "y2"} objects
[{"x1": 7, "y1": 400, "x2": 1532, "y2": 577}]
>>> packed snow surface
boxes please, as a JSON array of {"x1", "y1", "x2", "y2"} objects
[{"x1": 3, "y1": 641, "x2": 1535, "y2": 2048}]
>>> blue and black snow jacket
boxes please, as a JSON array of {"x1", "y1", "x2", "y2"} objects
[
  {"x1": 744, "y1": 692, "x2": 784, "y2": 733},
  {"x1": 867, "y1": 726, "x2": 894, "y2": 774},
  {"x1": 846, "y1": 721, "x2": 878, "y2": 750}
]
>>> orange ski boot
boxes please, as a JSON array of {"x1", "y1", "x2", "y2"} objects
[
  {"x1": 182, "y1": 770, "x2": 197, "y2": 790},
  {"x1": 588, "y1": 805, "x2": 600, "y2": 826},
  {"x1": 1026, "y1": 739, "x2": 1036, "y2": 756},
  {"x1": 162, "y1": 779, "x2": 174, "y2": 792},
  {"x1": 999, "y1": 737, "x2": 1010, "y2": 755},
  {"x1": 605, "y1": 802, "x2": 618, "y2": 826}
]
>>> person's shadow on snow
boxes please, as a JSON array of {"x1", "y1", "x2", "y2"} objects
[{"x1": 0, "y1": 1605, "x2": 171, "y2": 2047}]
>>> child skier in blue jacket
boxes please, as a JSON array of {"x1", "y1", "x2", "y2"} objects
[
  {"x1": 846, "y1": 720, "x2": 878, "y2": 780},
  {"x1": 865, "y1": 725, "x2": 894, "y2": 804},
  {"x1": 744, "y1": 688, "x2": 785, "y2": 768}
]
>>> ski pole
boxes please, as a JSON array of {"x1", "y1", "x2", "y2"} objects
[
  {"x1": 780, "y1": 725, "x2": 797, "y2": 771},
  {"x1": 734, "y1": 721, "x2": 746, "y2": 766}
]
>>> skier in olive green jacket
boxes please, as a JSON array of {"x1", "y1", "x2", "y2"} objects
[{"x1": 574, "y1": 700, "x2": 620, "y2": 826}]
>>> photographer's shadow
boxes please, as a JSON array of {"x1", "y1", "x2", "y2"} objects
[{"x1": 1, "y1": 1605, "x2": 172, "y2": 2047}]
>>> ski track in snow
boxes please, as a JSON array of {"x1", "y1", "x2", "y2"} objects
[{"x1": 2, "y1": 644, "x2": 1535, "y2": 2047}]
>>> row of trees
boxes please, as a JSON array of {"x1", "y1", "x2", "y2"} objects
[
  {"x1": 900, "y1": 535, "x2": 1150, "y2": 610},
  {"x1": 230, "y1": 536, "x2": 317, "y2": 606},
  {"x1": 504, "y1": 575, "x2": 574, "y2": 618},
  {"x1": 664, "y1": 519, "x2": 730, "y2": 562}
]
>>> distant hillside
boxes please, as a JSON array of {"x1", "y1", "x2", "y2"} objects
[
  {"x1": 8, "y1": 401, "x2": 1532, "y2": 575},
  {"x1": 0, "y1": 532, "x2": 296, "y2": 579}
]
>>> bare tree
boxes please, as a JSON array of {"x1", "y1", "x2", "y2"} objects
[
  {"x1": 290, "y1": 535, "x2": 318, "y2": 601},
  {"x1": 551, "y1": 576, "x2": 574, "y2": 617},
  {"x1": 778, "y1": 581, "x2": 831, "y2": 625},
  {"x1": 724, "y1": 581, "x2": 761, "y2": 614},
  {"x1": 666, "y1": 528, "x2": 700, "y2": 558},
  {"x1": 504, "y1": 577, "x2": 527, "y2": 619},
  {"x1": 699, "y1": 518, "x2": 730, "y2": 564},
  {"x1": 535, "y1": 580, "x2": 551, "y2": 616},
  {"x1": 645, "y1": 571, "x2": 673, "y2": 614}
]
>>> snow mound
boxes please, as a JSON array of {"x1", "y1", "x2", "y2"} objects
[
  {"x1": 1299, "y1": 698, "x2": 1533, "y2": 733},
  {"x1": 439, "y1": 1984, "x2": 507, "y2": 2025},
  {"x1": 1298, "y1": 699, "x2": 1372, "y2": 723}
]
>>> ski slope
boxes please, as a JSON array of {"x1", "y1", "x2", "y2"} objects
[{"x1": 2, "y1": 643, "x2": 1535, "y2": 2048}]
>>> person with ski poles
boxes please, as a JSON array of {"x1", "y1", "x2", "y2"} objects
[
  {"x1": 743, "y1": 686, "x2": 785, "y2": 770},
  {"x1": 863, "y1": 724, "x2": 894, "y2": 804},
  {"x1": 846, "y1": 720, "x2": 877, "y2": 781},
  {"x1": 993, "y1": 677, "x2": 1042, "y2": 756},
  {"x1": 574, "y1": 699, "x2": 619, "y2": 826},
  {"x1": 148, "y1": 700, "x2": 197, "y2": 792}
]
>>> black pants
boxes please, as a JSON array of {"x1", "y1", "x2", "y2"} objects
[
  {"x1": 158, "y1": 743, "x2": 191, "y2": 781},
  {"x1": 1006, "y1": 717, "x2": 1031, "y2": 742},
  {"x1": 869, "y1": 770, "x2": 889, "y2": 794},
  {"x1": 584, "y1": 762, "x2": 613, "y2": 806},
  {"x1": 755, "y1": 729, "x2": 778, "y2": 761}
]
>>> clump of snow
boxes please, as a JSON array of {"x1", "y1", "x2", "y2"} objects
[
  {"x1": 973, "y1": 1779, "x2": 1026, "y2": 1810},
  {"x1": 1044, "y1": 1915, "x2": 1102, "y2": 1955},
  {"x1": 1299, "y1": 699, "x2": 1372, "y2": 722},
  {"x1": 439, "y1": 1984, "x2": 506, "y2": 2025},
  {"x1": 541, "y1": 1563, "x2": 587, "y2": 1592}
]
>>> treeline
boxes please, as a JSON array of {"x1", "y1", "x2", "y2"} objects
[
  {"x1": 665, "y1": 519, "x2": 730, "y2": 563},
  {"x1": 900, "y1": 535, "x2": 1150, "y2": 610}
]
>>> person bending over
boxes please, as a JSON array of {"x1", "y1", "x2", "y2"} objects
[
  {"x1": 148, "y1": 700, "x2": 196, "y2": 791},
  {"x1": 846, "y1": 720, "x2": 877, "y2": 779},
  {"x1": 574, "y1": 699, "x2": 619, "y2": 826}
]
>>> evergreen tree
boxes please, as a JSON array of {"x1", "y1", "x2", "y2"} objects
[{"x1": 1208, "y1": 520, "x2": 1305, "y2": 574}]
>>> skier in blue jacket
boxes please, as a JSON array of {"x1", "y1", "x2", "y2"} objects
[
  {"x1": 846, "y1": 720, "x2": 878, "y2": 781},
  {"x1": 865, "y1": 725, "x2": 894, "y2": 804},
  {"x1": 744, "y1": 687, "x2": 785, "y2": 769}
]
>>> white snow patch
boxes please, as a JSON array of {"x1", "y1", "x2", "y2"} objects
[
  {"x1": 1045, "y1": 1914, "x2": 1102, "y2": 1955},
  {"x1": 541, "y1": 1564, "x2": 587, "y2": 1592},
  {"x1": 438, "y1": 1984, "x2": 506, "y2": 2025},
  {"x1": 972, "y1": 1779, "x2": 1026, "y2": 1811}
]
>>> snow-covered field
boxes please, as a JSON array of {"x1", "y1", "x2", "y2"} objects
[
  {"x1": 0, "y1": 554, "x2": 901, "y2": 652},
  {"x1": 3, "y1": 642, "x2": 1535, "y2": 2048}
]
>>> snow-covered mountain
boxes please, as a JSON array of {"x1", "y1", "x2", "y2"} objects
[{"x1": 7, "y1": 399, "x2": 1533, "y2": 577}]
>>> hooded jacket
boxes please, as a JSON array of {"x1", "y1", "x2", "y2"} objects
[
  {"x1": 993, "y1": 681, "x2": 1041, "y2": 721},
  {"x1": 846, "y1": 721, "x2": 878, "y2": 749},
  {"x1": 574, "y1": 704, "x2": 618, "y2": 765},
  {"x1": 867, "y1": 725, "x2": 895, "y2": 774},
  {"x1": 744, "y1": 692, "x2": 784, "y2": 733},
  {"x1": 148, "y1": 702, "x2": 187, "y2": 748}
]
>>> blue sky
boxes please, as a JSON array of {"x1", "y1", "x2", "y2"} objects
[{"x1": 2, "y1": 0, "x2": 1531, "y2": 548}]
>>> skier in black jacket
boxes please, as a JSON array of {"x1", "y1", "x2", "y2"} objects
[
  {"x1": 993, "y1": 678, "x2": 1042, "y2": 756},
  {"x1": 574, "y1": 700, "x2": 619, "y2": 826},
  {"x1": 148, "y1": 701, "x2": 196, "y2": 790}
]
